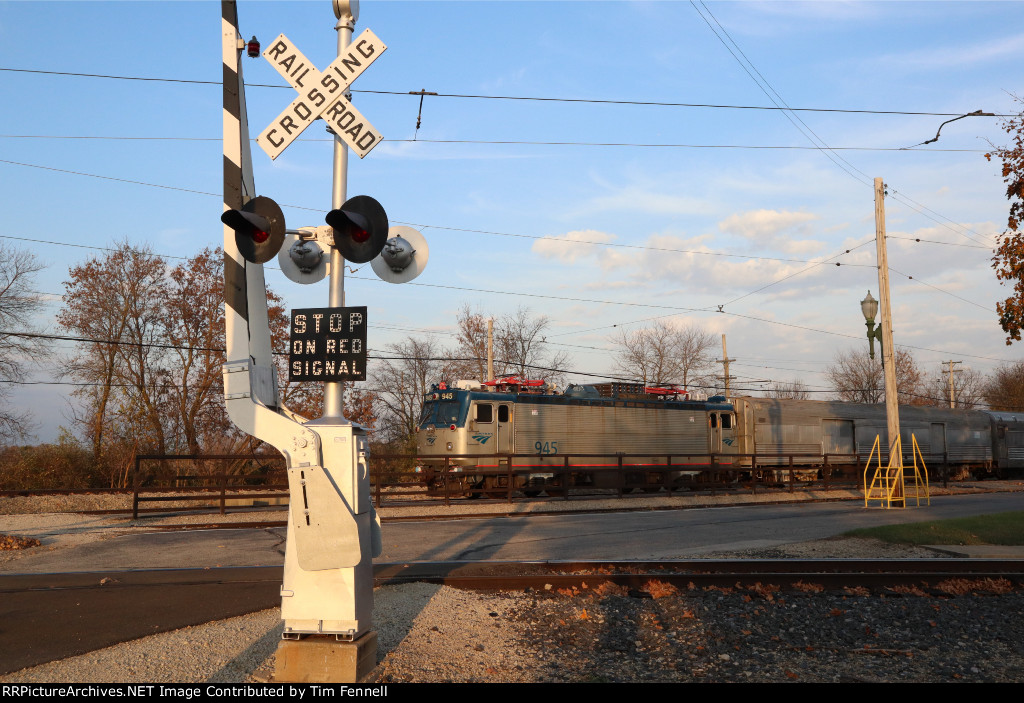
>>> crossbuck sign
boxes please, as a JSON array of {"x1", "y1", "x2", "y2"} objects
[{"x1": 257, "y1": 29, "x2": 387, "y2": 160}]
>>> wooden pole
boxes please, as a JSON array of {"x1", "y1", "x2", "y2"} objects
[
  {"x1": 487, "y1": 318, "x2": 494, "y2": 382},
  {"x1": 874, "y1": 177, "x2": 901, "y2": 464}
]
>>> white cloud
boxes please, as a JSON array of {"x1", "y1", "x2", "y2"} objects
[
  {"x1": 717, "y1": 209, "x2": 824, "y2": 256},
  {"x1": 531, "y1": 229, "x2": 617, "y2": 263},
  {"x1": 718, "y1": 209, "x2": 819, "y2": 239}
]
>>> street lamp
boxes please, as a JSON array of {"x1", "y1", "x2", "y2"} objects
[{"x1": 861, "y1": 290, "x2": 882, "y2": 359}]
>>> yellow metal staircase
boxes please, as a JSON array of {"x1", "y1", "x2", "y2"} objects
[{"x1": 863, "y1": 434, "x2": 930, "y2": 509}]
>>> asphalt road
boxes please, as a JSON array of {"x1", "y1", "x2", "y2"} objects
[
  {"x1": 5, "y1": 492, "x2": 1024, "y2": 573},
  {"x1": 377, "y1": 492, "x2": 1024, "y2": 562},
  {"x1": 0, "y1": 568, "x2": 281, "y2": 676}
]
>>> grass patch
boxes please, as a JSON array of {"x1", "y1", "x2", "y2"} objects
[{"x1": 845, "y1": 511, "x2": 1024, "y2": 546}]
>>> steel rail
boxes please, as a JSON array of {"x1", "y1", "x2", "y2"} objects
[{"x1": 3, "y1": 560, "x2": 1019, "y2": 594}]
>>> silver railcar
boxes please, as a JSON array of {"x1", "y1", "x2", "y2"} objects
[{"x1": 731, "y1": 397, "x2": 994, "y2": 476}]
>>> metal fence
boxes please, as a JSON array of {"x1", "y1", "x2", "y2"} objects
[
  {"x1": 131, "y1": 453, "x2": 288, "y2": 519},
  {"x1": 121, "y1": 450, "x2": 872, "y2": 517}
]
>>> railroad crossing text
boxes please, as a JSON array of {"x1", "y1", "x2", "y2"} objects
[{"x1": 289, "y1": 307, "x2": 368, "y2": 382}]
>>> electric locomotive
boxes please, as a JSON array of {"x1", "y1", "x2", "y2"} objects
[{"x1": 415, "y1": 377, "x2": 739, "y2": 495}]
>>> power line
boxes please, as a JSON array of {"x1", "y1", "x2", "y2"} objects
[
  {"x1": 0, "y1": 134, "x2": 988, "y2": 153},
  {"x1": 718, "y1": 238, "x2": 876, "y2": 309},
  {"x1": 0, "y1": 160, "x2": 878, "y2": 268},
  {"x1": 887, "y1": 267, "x2": 997, "y2": 313},
  {"x1": 887, "y1": 235, "x2": 992, "y2": 250},
  {"x1": 886, "y1": 187, "x2": 997, "y2": 247},
  {"x1": 0, "y1": 158, "x2": 220, "y2": 198},
  {"x1": 0, "y1": 163, "x2": 1009, "y2": 365},
  {"x1": 389, "y1": 219, "x2": 875, "y2": 267},
  {"x1": 691, "y1": 0, "x2": 872, "y2": 190},
  {"x1": 691, "y1": 2, "x2": 998, "y2": 250},
  {"x1": 1, "y1": 66, "x2": 1013, "y2": 117}
]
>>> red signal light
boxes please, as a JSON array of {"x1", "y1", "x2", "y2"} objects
[
  {"x1": 325, "y1": 195, "x2": 389, "y2": 264},
  {"x1": 221, "y1": 196, "x2": 286, "y2": 264}
]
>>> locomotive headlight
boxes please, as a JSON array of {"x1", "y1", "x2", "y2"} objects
[{"x1": 446, "y1": 442, "x2": 453, "y2": 451}]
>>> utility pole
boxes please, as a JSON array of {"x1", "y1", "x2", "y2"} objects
[
  {"x1": 717, "y1": 334, "x2": 735, "y2": 398},
  {"x1": 487, "y1": 318, "x2": 494, "y2": 382},
  {"x1": 942, "y1": 360, "x2": 962, "y2": 408},
  {"x1": 874, "y1": 177, "x2": 901, "y2": 463}
]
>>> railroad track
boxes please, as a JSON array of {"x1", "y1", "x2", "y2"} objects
[
  {"x1": 375, "y1": 559, "x2": 1024, "y2": 592},
  {"x1": 4, "y1": 560, "x2": 1021, "y2": 596}
]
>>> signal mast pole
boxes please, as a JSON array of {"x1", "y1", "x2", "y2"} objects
[{"x1": 324, "y1": 0, "x2": 355, "y2": 420}]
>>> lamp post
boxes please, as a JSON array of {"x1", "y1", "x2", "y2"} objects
[{"x1": 861, "y1": 291, "x2": 881, "y2": 360}]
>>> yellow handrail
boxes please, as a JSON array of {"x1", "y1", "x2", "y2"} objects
[
  {"x1": 864, "y1": 434, "x2": 930, "y2": 508},
  {"x1": 862, "y1": 435, "x2": 881, "y2": 507}
]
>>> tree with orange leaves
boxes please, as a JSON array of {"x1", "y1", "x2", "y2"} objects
[{"x1": 988, "y1": 102, "x2": 1024, "y2": 344}]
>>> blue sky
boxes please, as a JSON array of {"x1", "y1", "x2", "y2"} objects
[{"x1": 1, "y1": 0, "x2": 1022, "y2": 441}]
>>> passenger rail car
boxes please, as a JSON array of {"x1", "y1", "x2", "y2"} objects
[{"x1": 730, "y1": 397, "x2": 996, "y2": 475}]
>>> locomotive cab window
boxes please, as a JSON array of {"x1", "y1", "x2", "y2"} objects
[
  {"x1": 475, "y1": 403, "x2": 493, "y2": 423},
  {"x1": 498, "y1": 405, "x2": 510, "y2": 422},
  {"x1": 709, "y1": 413, "x2": 718, "y2": 428},
  {"x1": 722, "y1": 413, "x2": 733, "y2": 429},
  {"x1": 421, "y1": 400, "x2": 461, "y2": 427}
]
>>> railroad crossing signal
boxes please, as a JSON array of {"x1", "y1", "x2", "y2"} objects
[
  {"x1": 221, "y1": 195, "x2": 286, "y2": 264},
  {"x1": 326, "y1": 195, "x2": 389, "y2": 264},
  {"x1": 256, "y1": 30, "x2": 387, "y2": 160}
]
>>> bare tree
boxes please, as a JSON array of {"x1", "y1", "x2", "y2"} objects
[
  {"x1": 826, "y1": 347, "x2": 925, "y2": 405},
  {"x1": 674, "y1": 325, "x2": 716, "y2": 390},
  {"x1": 370, "y1": 337, "x2": 454, "y2": 445},
  {"x1": 921, "y1": 366, "x2": 987, "y2": 409},
  {"x1": 984, "y1": 361, "x2": 1024, "y2": 411},
  {"x1": 612, "y1": 321, "x2": 680, "y2": 385},
  {"x1": 764, "y1": 380, "x2": 811, "y2": 400},
  {"x1": 495, "y1": 307, "x2": 569, "y2": 385},
  {"x1": 610, "y1": 321, "x2": 715, "y2": 390},
  {"x1": 450, "y1": 304, "x2": 490, "y2": 381},
  {"x1": 0, "y1": 243, "x2": 47, "y2": 442}
]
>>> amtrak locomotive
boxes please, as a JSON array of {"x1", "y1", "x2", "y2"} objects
[{"x1": 415, "y1": 377, "x2": 1024, "y2": 496}]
